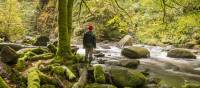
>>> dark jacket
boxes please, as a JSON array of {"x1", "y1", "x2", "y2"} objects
[{"x1": 83, "y1": 31, "x2": 96, "y2": 48}]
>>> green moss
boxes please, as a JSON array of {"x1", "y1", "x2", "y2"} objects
[
  {"x1": 31, "y1": 48, "x2": 48, "y2": 55},
  {"x1": 10, "y1": 69, "x2": 27, "y2": 88},
  {"x1": 85, "y1": 83, "x2": 117, "y2": 88},
  {"x1": 41, "y1": 84, "x2": 56, "y2": 88},
  {"x1": 182, "y1": 81, "x2": 200, "y2": 88},
  {"x1": 47, "y1": 44, "x2": 57, "y2": 54},
  {"x1": 28, "y1": 53, "x2": 54, "y2": 61},
  {"x1": 65, "y1": 67, "x2": 76, "y2": 80},
  {"x1": 94, "y1": 65, "x2": 105, "y2": 83},
  {"x1": 16, "y1": 51, "x2": 36, "y2": 70},
  {"x1": 110, "y1": 67, "x2": 146, "y2": 87},
  {"x1": 27, "y1": 68, "x2": 40, "y2": 88},
  {"x1": 52, "y1": 66, "x2": 65, "y2": 75},
  {"x1": 0, "y1": 76, "x2": 10, "y2": 88},
  {"x1": 167, "y1": 48, "x2": 196, "y2": 59},
  {"x1": 17, "y1": 48, "x2": 46, "y2": 57},
  {"x1": 72, "y1": 54, "x2": 84, "y2": 63},
  {"x1": 16, "y1": 56, "x2": 26, "y2": 70},
  {"x1": 51, "y1": 65, "x2": 76, "y2": 79}
]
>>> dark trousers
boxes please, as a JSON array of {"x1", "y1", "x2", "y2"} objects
[{"x1": 85, "y1": 48, "x2": 93, "y2": 63}]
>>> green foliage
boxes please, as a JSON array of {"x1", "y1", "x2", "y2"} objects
[
  {"x1": 135, "y1": 0, "x2": 200, "y2": 46},
  {"x1": 0, "y1": 0, "x2": 25, "y2": 42}
]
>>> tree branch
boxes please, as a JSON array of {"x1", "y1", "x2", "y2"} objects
[
  {"x1": 113, "y1": 0, "x2": 133, "y2": 33},
  {"x1": 82, "y1": 0, "x2": 95, "y2": 17}
]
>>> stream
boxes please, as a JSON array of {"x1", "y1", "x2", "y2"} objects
[{"x1": 76, "y1": 43, "x2": 200, "y2": 88}]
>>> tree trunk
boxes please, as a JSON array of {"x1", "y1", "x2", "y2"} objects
[{"x1": 56, "y1": 0, "x2": 74, "y2": 62}]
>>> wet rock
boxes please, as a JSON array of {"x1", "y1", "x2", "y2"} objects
[
  {"x1": 94, "y1": 65, "x2": 105, "y2": 83},
  {"x1": 109, "y1": 66, "x2": 146, "y2": 87},
  {"x1": 105, "y1": 60, "x2": 120, "y2": 66},
  {"x1": 85, "y1": 83, "x2": 117, "y2": 88},
  {"x1": 0, "y1": 46, "x2": 18, "y2": 64},
  {"x1": 94, "y1": 53, "x2": 105, "y2": 57},
  {"x1": 100, "y1": 45, "x2": 111, "y2": 49},
  {"x1": 119, "y1": 59, "x2": 140, "y2": 69},
  {"x1": 34, "y1": 36, "x2": 50, "y2": 46},
  {"x1": 164, "y1": 45, "x2": 175, "y2": 51},
  {"x1": 147, "y1": 77, "x2": 161, "y2": 84},
  {"x1": 121, "y1": 46, "x2": 150, "y2": 59},
  {"x1": 167, "y1": 48, "x2": 196, "y2": 59}
]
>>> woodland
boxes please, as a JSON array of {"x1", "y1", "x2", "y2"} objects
[{"x1": 0, "y1": 0, "x2": 200, "y2": 88}]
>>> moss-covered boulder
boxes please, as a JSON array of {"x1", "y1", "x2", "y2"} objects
[
  {"x1": 121, "y1": 46, "x2": 150, "y2": 59},
  {"x1": 94, "y1": 65, "x2": 105, "y2": 83},
  {"x1": 0, "y1": 76, "x2": 10, "y2": 88},
  {"x1": 0, "y1": 46, "x2": 18, "y2": 64},
  {"x1": 34, "y1": 36, "x2": 49, "y2": 46},
  {"x1": 119, "y1": 59, "x2": 140, "y2": 69},
  {"x1": 109, "y1": 66, "x2": 146, "y2": 88},
  {"x1": 85, "y1": 83, "x2": 117, "y2": 88},
  {"x1": 167, "y1": 48, "x2": 196, "y2": 59},
  {"x1": 27, "y1": 68, "x2": 40, "y2": 88}
]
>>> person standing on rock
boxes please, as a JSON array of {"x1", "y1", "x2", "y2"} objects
[{"x1": 83, "y1": 25, "x2": 96, "y2": 63}]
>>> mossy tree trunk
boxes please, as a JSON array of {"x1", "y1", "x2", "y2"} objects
[{"x1": 56, "y1": 0, "x2": 74, "y2": 62}]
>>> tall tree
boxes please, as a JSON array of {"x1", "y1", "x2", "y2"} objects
[{"x1": 56, "y1": 0, "x2": 74, "y2": 62}]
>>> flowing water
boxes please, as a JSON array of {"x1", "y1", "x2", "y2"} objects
[{"x1": 77, "y1": 43, "x2": 200, "y2": 87}]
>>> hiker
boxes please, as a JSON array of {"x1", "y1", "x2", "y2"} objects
[{"x1": 83, "y1": 25, "x2": 96, "y2": 63}]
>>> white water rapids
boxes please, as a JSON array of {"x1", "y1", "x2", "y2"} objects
[{"x1": 77, "y1": 43, "x2": 200, "y2": 87}]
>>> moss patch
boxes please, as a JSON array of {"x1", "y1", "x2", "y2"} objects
[
  {"x1": 0, "y1": 76, "x2": 10, "y2": 88},
  {"x1": 27, "y1": 68, "x2": 40, "y2": 88},
  {"x1": 94, "y1": 65, "x2": 105, "y2": 83}
]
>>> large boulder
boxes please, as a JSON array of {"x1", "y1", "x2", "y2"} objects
[
  {"x1": 119, "y1": 59, "x2": 140, "y2": 69},
  {"x1": 85, "y1": 83, "x2": 117, "y2": 88},
  {"x1": 167, "y1": 48, "x2": 196, "y2": 59},
  {"x1": 34, "y1": 36, "x2": 49, "y2": 46},
  {"x1": 0, "y1": 46, "x2": 18, "y2": 64},
  {"x1": 121, "y1": 46, "x2": 150, "y2": 59},
  {"x1": 109, "y1": 66, "x2": 146, "y2": 88}
]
